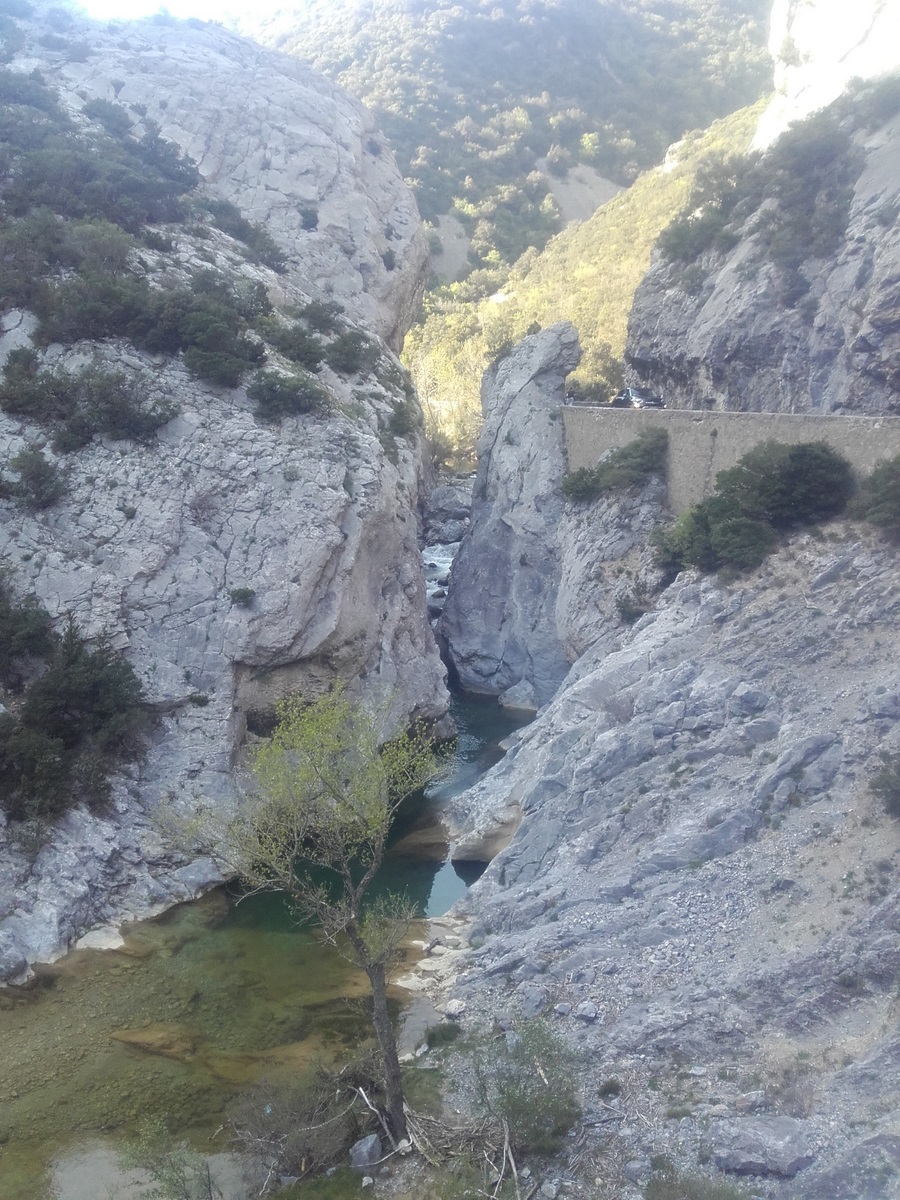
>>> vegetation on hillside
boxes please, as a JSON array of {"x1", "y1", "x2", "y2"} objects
[
  {"x1": 870, "y1": 751, "x2": 900, "y2": 819},
  {"x1": 0, "y1": 65, "x2": 409, "y2": 425},
  {"x1": 0, "y1": 577, "x2": 148, "y2": 822},
  {"x1": 850, "y1": 454, "x2": 900, "y2": 539},
  {"x1": 256, "y1": 0, "x2": 770, "y2": 273},
  {"x1": 561, "y1": 428, "x2": 668, "y2": 500},
  {"x1": 658, "y1": 73, "x2": 900, "y2": 303},
  {"x1": 405, "y1": 102, "x2": 764, "y2": 466}
]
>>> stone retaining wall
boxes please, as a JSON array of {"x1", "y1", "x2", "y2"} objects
[{"x1": 562, "y1": 407, "x2": 900, "y2": 513}]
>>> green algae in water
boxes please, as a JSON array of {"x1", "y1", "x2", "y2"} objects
[
  {"x1": 0, "y1": 690, "x2": 534, "y2": 1199},
  {"x1": 0, "y1": 889, "x2": 371, "y2": 1200}
]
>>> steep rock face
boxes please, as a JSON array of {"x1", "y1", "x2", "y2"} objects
[
  {"x1": 627, "y1": 108, "x2": 900, "y2": 415},
  {"x1": 0, "y1": 8, "x2": 446, "y2": 979},
  {"x1": 438, "y1": 324, "x2": 579, "y2": 706},
  {"x1": 446, "y1": 532, "x2": 900, "y2": 1194},
  {"x1": 0, "y1": 347, "x2": 446, "y2": 976},
  {"x1": 756, "y1": 0, "x2": 900, "y2": 148},
  {"x1": 14, "y1": 3, "x2": 428, "y2": 348},
  {"x1": 440, "y1": 323, "x2": 667, "y2": 712}
]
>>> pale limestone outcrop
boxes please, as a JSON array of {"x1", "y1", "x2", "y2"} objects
[
  {"x1": 0, "y1": 5, "x2": 446, "y2": 978},
  {"x1": 15, "y1": 3, "x2": 428, "y2": 348},
  {"x1": 439, "y1": 324, "x2": 665, "y2": 709},
  {"x1": 446, "y1": 530, "x2": 900, "y2": 1196},
  {"x1": 755, "y1": 0, "x2": 900, "y2": 148},
  {"x1": 438, "y1": 324, "x2": 579, "y2": 705},
  {"x1": 627, "y1": 108, "x2": 900, "y2": 415},
  {"x1": 0, "y1": 342, "x2": 447, "y2": 976}
]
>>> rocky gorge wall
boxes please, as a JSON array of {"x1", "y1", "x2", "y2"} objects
[
  {"x1": 439, "y1": 324, "x2": 668, "y2": 710},
  {"x1": 0, "y1": 7, "x2": 448, "y2": 982},
  {"x1": 433, "y1": 50, "x2": 900, "y2": 1188},
  {"x1": 17, "y1": 3, "x2": 430, "y2": 348},
  {"x1": 435, "y1": 327, "x2": 900, "y2": 1195},
  {"x1": 444, "y1": 525, "x2": 900, "y2": 1197},
  {"x1": 626, "y1": 105, "x2": 900, "y2": 417}
]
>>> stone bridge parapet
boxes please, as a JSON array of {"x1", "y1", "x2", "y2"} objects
[{"x1": 562, "y1": 407, "x2": 900, "y2": 514}]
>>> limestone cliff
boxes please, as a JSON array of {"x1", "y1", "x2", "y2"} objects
[
  {"x1": 446, "y1": 530, "x2": 900, "y2": 1196},
  {"x1": 0, "y1": 6, "x2": 447, "y2": 980},
  {"x1": 439, "y1": 324, "x2": 579, "y2": 707},
  {"x1": 626, "y1": 97, "x2": 900, "y2": 416},
  {"x1": 28, "y1": 5, "x2": 429, "y2": 348},
  {"x1": 435, "y1": 67, "x2": 900, "y2": 1189},
  {"x1": 439, "y1": 331, "x2": 900, "y2": 1190},
  {"x1": 440, "y1": 324, "x2": 668, "y2": 712},
  {"x1": 755, "y1": 0, "x2": 900, "y2": 148}
]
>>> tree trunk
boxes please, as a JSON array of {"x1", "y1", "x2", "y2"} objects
[{"x1": 366, "y1": 960, "x2": 408, "y2": 1143}]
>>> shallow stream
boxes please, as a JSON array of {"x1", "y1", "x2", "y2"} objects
[{"x1": 0, "y1": 692, "x2": 529, "y2": 1200}]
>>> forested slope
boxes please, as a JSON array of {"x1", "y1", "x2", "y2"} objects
[
  {"x1": 244, "y1": 0, "x2": 771, "y2": 273},
  {"x1": 404, "y1": 101, "x2": 764, "y2": 461}
]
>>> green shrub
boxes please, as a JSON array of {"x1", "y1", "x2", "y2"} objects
[
  {"x1": 870, "y1": 752, "x2": 900, "y2": 819},
  {"x1": 561, "y1": 428, "x2": 668, "y2": 501},
  {"x1": 0, "y1": 577, "x2": 55, "y2": 686},
  {"x1": 615, "y1": 586, "x2": 654, "y2": 625},
  {"x1": 714, "y1": 440, "x2": 855, "y2": 530},
  {"x1": 0, "y1": 210, "x2": 137, "y2": 309},
  {"x1": 471, "y1": 1019, "x2": 581, "y2": 1155},
  {"x1": 228, "y1": 587, "x2": 256, "y2": 607},
  {"x1": 4, "y1": 445, "x2": 67, "y2": 510},
  {"x1": 423, "y1": 1020, "x2": 461, "y2": 1047},
  {"x1": 659, "y1": 105, "x2": 865, "y2": 280},
  {"x1": 259, "y1": 319, "x2": 326, "y2": 370},
  {"x1": 0, "y1": 354, "x2": 176, "y2": 449},
  {"x1": 656, "y1": 440, "x2": 854, "y2": 575},
  {"x1": 203, "y1": 198, "x2": 286, "y2": 271},
  {"x1": 37, "y1": 271, "x2": 153, "y2": 344},
  {"x1": 247, "y1": 369, "x2": 329, "y2": 422},
  {"x1": 299, "y1": 205, "x2": 319, "y2": 231},
  {"x1": 324, "y1": 329, "x2": 379, "y2": 375},
  {"x1": 849, "y1": 454, "x2": 900, "y2": 538},
  {"x1": 120, "y1": 1117, "x2": 223, "y2": 1200},
  {"x1": 387, "y1": 395, "x2": 419, "y2": 438},
  {"x1": 299, "y1": 299, "x2": 344, "y2": 334},
  {"x1": 82, "y1": 97, "x2": 133, "y2": 138},
  {"x1": 0, "y1": 612, "x2": 148, "y2": 822}
]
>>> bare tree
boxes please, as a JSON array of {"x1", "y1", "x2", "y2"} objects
[{"x1": 221, "y1": 687, "x2": 439, "y2": 1142}]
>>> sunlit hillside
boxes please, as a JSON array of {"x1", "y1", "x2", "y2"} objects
[
  {"x1": 244, "y1": 0, "x2": 771, "y2": 276},
  {"x1": 404, "y1": 100, "x2": 766, "y2": 464}
]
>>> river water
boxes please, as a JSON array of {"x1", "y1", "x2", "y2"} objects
[{"x1": 0, "y1": 691, "x2": 530, "y2": 1200}]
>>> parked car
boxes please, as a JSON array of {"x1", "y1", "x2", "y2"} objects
[{"x1": 611, "y1": 386, "x2": 665, "y2": 409}]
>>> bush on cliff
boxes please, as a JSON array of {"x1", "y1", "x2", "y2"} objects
[
  {"x1": 471, "y1": 1018, "x2": 581, "y2": 1156},
  {"x1": 248, "y1": 369, "x2": 329, "y2": 422},
  {"x1": 0, "y1": 351, "x2": 176, "y2": 450},
  {"x1": 0, "y1": 601, "x2": 148, "y2": 823},
  {"x1": 324, "y1": 330, "x2": 379, "y2": 376},
  {"x1": 0, "y1": 576, "x2": 54, "y2": 687},
  {"x1": 657, "y1": 86, "x2": 890, "y2": 295},
  {"x1": 655, "y1": 440, "x2": 855, "y2": 575},
  {"x1": 2, "y1": 444, "x2": 67, "y2": 510},
  {"x1": 849, "y1": 454, "x2": 900, "y2": 539},
  {"x1": 870, "y1": 752, "x2": 900, "y2": 819},
  {"x1": 561, "y1": 428, "x2": 668, "y2": 501}
]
